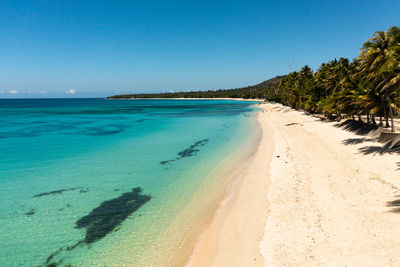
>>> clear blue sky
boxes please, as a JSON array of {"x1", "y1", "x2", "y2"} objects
[{"x1": 1, "y1": 0, "x2": 399, "y2": 98}]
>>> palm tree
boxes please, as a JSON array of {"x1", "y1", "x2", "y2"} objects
[{"x1": 358, "y1": 26, "x2": 400, "y2": 132}]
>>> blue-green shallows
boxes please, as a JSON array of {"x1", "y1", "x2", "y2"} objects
[{"x1": 0, "y1": 98, "x2": 260, "y2": 266}]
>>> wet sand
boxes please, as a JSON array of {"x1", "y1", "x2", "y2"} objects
[{"x1": 189, "y1": 105, "x2": 273, "y2": 267}]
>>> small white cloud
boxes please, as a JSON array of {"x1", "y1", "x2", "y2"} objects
[
  {"x1": 9, "y1": 89, "x2": 18, "y2": 94},
  {"x1": 39, "y1": 90, "x2": 47, "y2": 94},
  {"x1": 66, "y1": 89, "x2": 76, "y2": 95}
]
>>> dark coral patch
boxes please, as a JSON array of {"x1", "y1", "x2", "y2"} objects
[
  {"x1": 75, "y1": 187, "x2": 151, "y2": 244},
  {"x1": 43, "y1": 187, "x2": 150, "y2": 266},
  {"x1": 81, "y1": 123, "x2": 128, "y2": 136},
  {"x1": 45, "y1": 246, "x2": 64, "y2": 266},
  {"x1": 160, "y1": 138, "x2": 209, "y2": 165},
  {"x1": 177, "y1": 139, "x2": 209, "y2": 158},
  {"x1": 160, "y1": 159, "x2": 175, "y2": 165},
  {"x1": 24, "y1": 209, "x2": 35, "y2": 216},
  {"x1": 33, "y1": 187, "x2": 88, "y2": 198}
]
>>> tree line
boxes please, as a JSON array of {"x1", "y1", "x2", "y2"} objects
[
  {"x1": 273, "y1": 26, "x2": 400, "y2": 132},
  {"x1": 107, "y1": 75, "x2": 285, "y2": 100},
  {"x1": 108, "y1": 26, "x2": 400, "y2": 132}
]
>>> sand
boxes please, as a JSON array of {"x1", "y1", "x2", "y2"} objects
[
  {"x1": 189, "y1": 103, "x2": 400, "y2": 267},
  {"x1": 188, "y1": 106, "x2": 274, "y2": 267}
]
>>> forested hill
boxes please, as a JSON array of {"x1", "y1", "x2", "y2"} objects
[{"x1": 107, "y1": 75, "x2": 285, "y2": 99}]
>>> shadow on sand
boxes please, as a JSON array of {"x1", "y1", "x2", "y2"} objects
[
  {"x1": 342, "y1": 137, "x2": 373, "y2": 145},
  {"x1": 336, "y1": 120, "x2": 400, "y2": 159},
  {"x1": 358, "y1": 142, "x2": 396, "y2": 155},
  {"x1": 387, "y1": 197, "x2": 400, "y2": 213},
  {"x1": 358, "y1": 138, "x2": 400, "y2": 155},
  {"x1": 334, "y1": 119, "x2": 380, "y2": 136}
]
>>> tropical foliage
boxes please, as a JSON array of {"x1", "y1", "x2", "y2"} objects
[
  {"x1": 274, "y1": 26, "x2": 400, "y2": 132},
  {"x1": 109, "y1": 26, "x2": 400, "y2": 131}
]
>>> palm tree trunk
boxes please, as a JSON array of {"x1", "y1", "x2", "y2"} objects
[
  {"x1": 358, "y1": 114, "x2": 362, "y2": 122},
  {"x1": 352, "y1": 114, "x2": 355, "y2": 120},
  {"x1": 379, "y1": 115, "x2": 383, "y2": 126},
  {"x1": 384, "y1": 104, "x2": 389, "y2": 127},
  {"x1": 367, "y1": 114, "x2": 370, "y2": 124},
  {"x1": 388, "y1": 98, "x2": 395, "y2": 132},
  {"x1": 372, "y1": 115, "x2": 376, "y2": 125}
]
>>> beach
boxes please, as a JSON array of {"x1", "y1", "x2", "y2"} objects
[
  {"x1": 189, "y1": 102, "x2": 400, "y2": 266},
  {"x1": 4, "y1": 2, "x2": 400, "y2": 266},
  {"x1": 2, "y1": 99, "x2": 400, "y2": 266},
  {"x1": 188, "y1": 103, "x2": 273, "y2": 267}
]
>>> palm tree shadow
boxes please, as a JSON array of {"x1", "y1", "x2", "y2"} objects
[
  {"x1": 271, "y1": 106, "x2": 286, "y2": 112},
  {"x1": 358, "y1": 142, "x2": 395, "y2": 155},
  {"x1": 387, "y1": 198, "x2": 400, "y2": 213},
  {"x1": 342, "y1": 138, "x2": 373, "y2": 145},
  {"x1": 334, "y1": 119, "x2": 380, "y2": 136},
  {"x1": 358, "y1": 139, "x2": 400, "y2": 156},
  {"x1": 390, "y1": 139, "x2": 400, "y2": 150}
]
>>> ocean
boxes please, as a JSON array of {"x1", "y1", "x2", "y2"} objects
[{"x1": 0, "y1": 98, "x2": 260, "y2": 266}]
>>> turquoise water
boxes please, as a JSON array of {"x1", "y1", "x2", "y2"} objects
[{"x1": 0, "y1": 98, "x2": 259, "y2": 266}]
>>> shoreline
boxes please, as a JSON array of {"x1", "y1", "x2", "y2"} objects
[
  {"x1": 188, "y1": 102, "x2": 400, "y2": 266},
  {"x1": 188, "y1": 106, "x2": 274, "y2": 266},
  {"x1": 93, "y1": 102, "x2": 263, "y2": 267},
  {"x1": 106, "y1": 97, "x2": 265, "y2": 102}
]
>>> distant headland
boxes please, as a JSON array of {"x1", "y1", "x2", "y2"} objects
[{"x1": 106, "y1": 76, "x2": 285, "y2": 100}]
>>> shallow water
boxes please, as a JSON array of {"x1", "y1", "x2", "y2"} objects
[{"x1": 0, "y1": 98, "x2": 259, "y2": 266}]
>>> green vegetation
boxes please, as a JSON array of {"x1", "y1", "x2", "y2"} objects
[
  {"x1": 107, "y1": 75, "x2": 285, "y2": 100},
  {"x1": 275, "y1": 26, "x2": 400, "y2": 132},
  {"x1": 108, "y1": 26, "x2": 400, "y2": 132}
]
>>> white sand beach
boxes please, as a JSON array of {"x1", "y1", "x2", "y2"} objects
[{"x1": 189, "y1": 103, "x2": 400, "y2": 266}]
